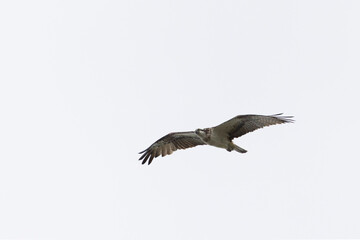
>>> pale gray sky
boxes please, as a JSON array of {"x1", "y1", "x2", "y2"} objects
[{"x1": 0, "y1": 0, "x2": 359, "y2": 239}]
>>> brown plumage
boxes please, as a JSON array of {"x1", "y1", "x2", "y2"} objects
[
  {"x1": 139, "y1": 113, "x2": 294, "y2": 165},
  {"x1": 139, "y1": 131, "x2": 205, "y2": 164},
  {"x1": 214, "y1": 113, "x2": 294, "y2": 140}
]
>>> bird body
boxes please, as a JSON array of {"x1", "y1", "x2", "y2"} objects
[
  {"x1": 196, "y1": 127, "x2": 229, "y2": 150},
  {"x1": 139, "y1": 113, "x2": 294, "y2": 164}
]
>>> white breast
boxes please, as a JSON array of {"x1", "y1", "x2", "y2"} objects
[{"x1": 207, "y1": 128, "x2": 230, "y2": 149}]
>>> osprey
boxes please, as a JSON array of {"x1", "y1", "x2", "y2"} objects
[{"x1": 139, "y1": 113, "x2": 294, "y2": 164}]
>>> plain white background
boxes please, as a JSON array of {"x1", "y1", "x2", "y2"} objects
[{"x1": 0, "y1": 0, "x2": 359, "y2": 239}]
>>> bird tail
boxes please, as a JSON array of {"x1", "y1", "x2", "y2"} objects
[{"x1": 232, "y1": 144, "x2": 247, "y2": 153}]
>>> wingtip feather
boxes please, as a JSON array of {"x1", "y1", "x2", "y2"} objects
[
  {"x1": 138, "y1": 149, "x2": 147, "y2": 154},
  {"x1": 271, "y1": 113, "x2": 295, "y2": 123}
]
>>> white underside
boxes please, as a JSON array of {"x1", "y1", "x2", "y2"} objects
[{"x1": 206, "y1": 129, "x2": 230, "y2": 149}]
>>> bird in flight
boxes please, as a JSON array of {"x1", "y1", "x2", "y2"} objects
[{"x1": 139, "y1": 113, "x2": 294, "y2": 164}]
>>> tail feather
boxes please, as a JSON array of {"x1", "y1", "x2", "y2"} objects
[{"x1": 233, "y1": 144, "x2": 247, "y2": 153}]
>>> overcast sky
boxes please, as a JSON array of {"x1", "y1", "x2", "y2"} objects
[{"x1": 1, "y1": 0, "x2": 360, "y2": 239}]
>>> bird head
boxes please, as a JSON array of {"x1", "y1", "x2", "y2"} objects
[
  {"x1": 195, "y1": 128, "x2": 203, "y2": 135},
  {"x1": 195, "y1": 128, "x2": 210, "y2": 140}
]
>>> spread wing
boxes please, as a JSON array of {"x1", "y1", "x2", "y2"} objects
[
  {"x1": 139, "y1": 131, "x2": 205, "y2": 165},
  {"x1": 213, "y1": 113, "x2": 294, "y2": 140}
]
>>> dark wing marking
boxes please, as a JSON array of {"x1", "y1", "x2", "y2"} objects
[
  {"x1": 139, "y1": 131, "x2": 205, "y2": 165},
  {"x1": 213, "y1": 113, "x2": 294, "y2": 140}
]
